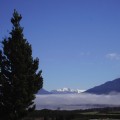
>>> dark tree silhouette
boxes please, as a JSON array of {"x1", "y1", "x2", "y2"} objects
[{"x1": 0, "y1": 10, "x2": 43, "y2": 120}]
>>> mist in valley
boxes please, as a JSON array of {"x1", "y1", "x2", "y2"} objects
[{"x1": 35, "y1": 93, "x2": 120, "y2": 110}]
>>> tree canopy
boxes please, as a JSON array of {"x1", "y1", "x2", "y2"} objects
[{"x1": 0, "y1": 10, "x2": 43, "y2": 120}]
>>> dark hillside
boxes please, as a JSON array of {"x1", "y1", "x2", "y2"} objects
[{"x1": 85, "y1": 78, "x2": 120, "y2": 94}]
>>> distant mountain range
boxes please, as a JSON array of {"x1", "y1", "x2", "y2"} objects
[
  {"x1": 37, "y1": 88, "x2": 85, "y2": 95},
  {"x1": 37, "y1": 78, "x2": 120, "y2": 95},
  {"x1": 37, "y1": 88, "x2": 51, "y2": 95},
  {"x1": 85, "y1": 78, "x2": 120, "y2": 94},
  {"x1": 51, "y1": 88, "x2": 85, "y2": 94}
]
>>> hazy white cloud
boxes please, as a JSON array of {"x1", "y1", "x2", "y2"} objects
[
  {"x1": 35, "y1": 94, "x2": 120, "y2": 110},
  {"x1": 106, "y1": 53, "x2": 120, "y2": 60}
]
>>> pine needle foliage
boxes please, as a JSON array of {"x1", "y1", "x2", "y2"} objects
[{"x1": 0, "y1": 10, "x2": 43, "y2": 120}]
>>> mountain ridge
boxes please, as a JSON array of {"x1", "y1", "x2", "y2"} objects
[
  {"x1": 51, "y1": 88, "x2": 85, "y2": 94},
  {"x1": 85, "y1": 78, "x2": 120, "y2": 94},
  {"x1": 37, "y1": 88, "x2": 51, "y2": 95},
  {"x1": 37, "y1": 78, "x2": 120, "y2": 95},
  {"x1": 37, "y1": 88, "x2": 85, "y2": 94}
]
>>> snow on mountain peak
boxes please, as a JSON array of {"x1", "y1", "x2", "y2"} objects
[
  {"x1": 51, "y1": 88, "x2": 85, "y2": 94},
  {"x1": 57, "y1": 88, "x2": 71, "y2": 92}
]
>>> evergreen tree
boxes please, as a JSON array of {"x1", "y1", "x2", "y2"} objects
[{"x1": 0, "y1": 10, "x2": 43, "y2": 120}]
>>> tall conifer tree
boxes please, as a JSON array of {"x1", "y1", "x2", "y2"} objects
[{"x1": 0, "y1": 10, "x2": 43, "y2": 120}]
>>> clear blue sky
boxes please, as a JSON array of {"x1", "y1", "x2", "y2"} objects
[{"x1": 0, "y1": 0, "x2": 120, "y2": 90}]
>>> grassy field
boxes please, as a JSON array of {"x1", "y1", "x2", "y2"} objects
[{"x1": 22, "y1": 107, "x2": 120, "y2": 120}]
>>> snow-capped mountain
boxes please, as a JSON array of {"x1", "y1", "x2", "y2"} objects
[{"x1": 51, "y1": 88, "x2": 85, "y2": 94}]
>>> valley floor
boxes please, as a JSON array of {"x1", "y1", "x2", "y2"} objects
[{"x1": 23, "y1": 107, "x2": 120, "y2": 120}]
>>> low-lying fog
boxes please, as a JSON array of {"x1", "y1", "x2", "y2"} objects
[{"x1": 35, "y1": 93, "x2": 120, "y2": 110}]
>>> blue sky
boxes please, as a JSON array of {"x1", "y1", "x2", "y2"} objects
[{"x1": 0, "y1": 0, "x2": 120, "y2": 90}]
